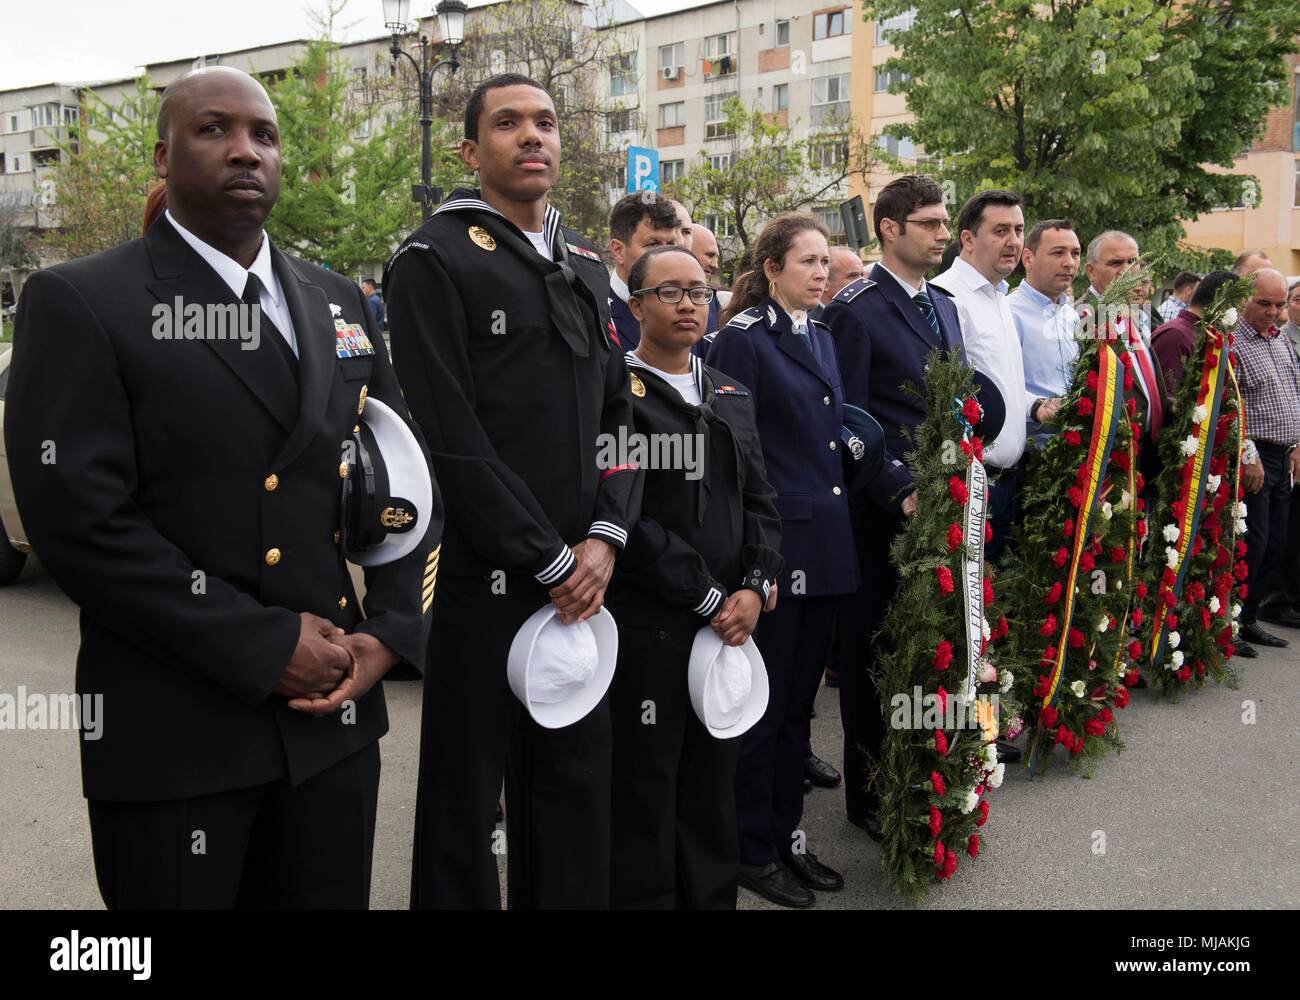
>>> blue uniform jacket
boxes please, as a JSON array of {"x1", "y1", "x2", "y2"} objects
[{"x1": 706, "y1": 295, "x2": 859, "y2": 597}]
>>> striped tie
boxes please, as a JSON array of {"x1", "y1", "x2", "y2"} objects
[{"x1": 914, "y1": 288, "x2": 942, "y2": 343}]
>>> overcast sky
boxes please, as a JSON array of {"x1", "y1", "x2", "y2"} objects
[{"x1": 0, "y1": 0, "x2": 421, "y2": 91}]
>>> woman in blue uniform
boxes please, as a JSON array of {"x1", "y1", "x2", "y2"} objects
[
  {"x1": 606, "y1": 245, "x2": 783, "y2": 908},
  {"x1": 707, "y1": 214, "x2": 859, "y2": 908}
]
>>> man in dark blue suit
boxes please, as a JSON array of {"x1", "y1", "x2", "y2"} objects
[
  {"x1": 821, "y1": 176, "x2": 966, "y2": 838},
  {"x1": 607, "y1": 192, "x2": 682, "y2": 350}
]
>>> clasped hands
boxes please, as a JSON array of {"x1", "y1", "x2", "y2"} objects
[{"x1": 273, "y1": 612, "x2": 398, "y2": 717}]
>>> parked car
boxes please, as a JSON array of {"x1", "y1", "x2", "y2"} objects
[{"x1": 0, "y1": 346, "x2": 31, "y2": 583}]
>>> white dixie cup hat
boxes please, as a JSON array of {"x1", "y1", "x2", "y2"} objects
[
  {"x1": 507, "y1": 604, "x2": 618, "y2": 728},
  {"x1": 687, "y1": 626, "x2": 769, "y2": 738}
]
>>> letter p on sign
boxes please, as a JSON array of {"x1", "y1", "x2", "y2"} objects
[{"x1": 628, "y1": 146, "x2": 659, "y2": 193}]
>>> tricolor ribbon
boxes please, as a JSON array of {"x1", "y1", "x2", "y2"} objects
[{"x1": 1148, "y1": 329, "x2": 1232, "y2": 669}]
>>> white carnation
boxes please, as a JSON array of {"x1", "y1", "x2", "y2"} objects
[
  {"x1": 1207, "y1": 474, "x2": 1221, "y2": 493},
  {"x1": 1233, "y1": 501, "x2": 1248, "y2": 518},
  {"x1": 983, "y1": 742, "x2": 998, "y2": 766},
  {"x1": 1102, "y1": 501, "x2": 1114, "y2": 520},
  {"x1": 1232, "y1": 603, "x2": 1241, "y2": 619},
  {"x1": 1120, "y1": 489, "x2": 1133, "y2": 510},
  {"x1": 1169, "y1": 631, "x2": 1181, "y2": 649},
  {"x1": 1209, "y1": 596, "x2": 1221, "y2": 614},
  {"x1": 1193, "y1": 404, "x2": 1209, "y2": 424},
  {"x1": 1232, "y1": 620, "x2": 1241, "y2": 638},
  {"x1": 1163, "y1": 523, "x2": 1180, "y2": 543},
  {"x1": 961, "y1": 789, "x2": 979, "y2": 814},
  {"x1": 1166, "y1": 546, "x2": 1180, "y2": 569},
  {"x1": 1235, "y1": 519, "x2": 1248, "y2": 534},
  {"x1": 1171, "y1": 650, "x2": 1185, "y2": 668},
  {"x1": 981, "y1": 617, "x2": 992, "y2": 641},
  {"x1": 1097, "y1": 617, "x2": 1109, "y2": 633},
  {"x1": 988, "y1": 763, "x2": 1005, "y2": 789},
  {"x1": 1070, "y1": 679, "x2": 1086, "y2": 697},
  {"x1": 999, "y1": 668, "x2": 1014, "y2": 693},
  {"x1": 1222, "y1": 308, "x2": 1238, "y2": 327},
  {"x1": 1181, "y1": 436, "x2": 1199, "y2": 456}
]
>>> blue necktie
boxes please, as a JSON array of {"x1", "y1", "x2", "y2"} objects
[
  {"x1": 914, "y1": 288, "x2": 942, "y2": 344},
  {"x1": 793, "y1": 320, "x2": 812, "y2": 350}
]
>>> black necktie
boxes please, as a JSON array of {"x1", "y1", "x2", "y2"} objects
[
  {"x1": 242, "y1": 273, "x2": 299, "y2": 380},
  {"x1": 914, "y1": 288, "x2": 942, "y2": 344}
]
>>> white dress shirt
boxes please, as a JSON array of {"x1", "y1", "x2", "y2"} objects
[
  {"x1": 523, "y1": 229, "x2": 553, "y2": 261},
  {"x1": 931, "y1": 256, "x2": 1028, "y2": 468},
  {"x1": 609, "y1": 270, "x2": 630, "y2": 303},
  {"x1": 165, "y1": 209, "x2": 298, "y2": 356},
  {"x1": 877, "y1": 261, "x2": 926, "y2": 298}
]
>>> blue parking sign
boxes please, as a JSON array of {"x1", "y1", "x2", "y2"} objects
[{"x1": 627, "y1": 147, "x2": 659, "y2": 193}]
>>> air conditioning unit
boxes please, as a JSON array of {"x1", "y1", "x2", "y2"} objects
[{"x1": 662, "y1": 65, "x2": 679, "y2": 80}]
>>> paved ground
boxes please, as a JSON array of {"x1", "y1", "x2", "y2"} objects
[{"x1": 2, "y1": 554, "x2": 1297, "y2": 909}]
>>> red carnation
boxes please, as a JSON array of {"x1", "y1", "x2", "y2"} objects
[
  {"x1": 934, "y1": 840, "x2": 945, "y2": 867},
  {"x1": 1136, "y1": 519, "x2": 1147, "y2": 540},
  {"x1": 1196, "y1": 660, "x2": 1206, "y2": 678},
  {"x1": 1086, "y1": 370, "x2": 1099, "y2": 391},
  {"x1": 1041, "y1": 646, "x2": 1057, "y2": 665},
  {"x1": 1070, "y1": 736, "x2": 1084, "y2": 756},
  {"x1": 962, "y1": 396, "x2": 981, "y2": 425},
  {"x1": 1135, "y1": 582, "x2": 1148, "y2": 599},
  {"x1": 1033, "y1": 674, "x2": 1051, "y2": 698},
  {"x1": 1053, "y1": 547, "x2": 1069, "y2": 568},
  {"x1": 985, "y1": 521, "x2": 993, "y2": 543},
  {"x1": 934, "y1": 729, "x2": 949, "y2": 756},
  {"x1": 1045, "y1": 582, "x2": 1063, "y2": 604},
  {"x1": 1238, "y1": 583, "x2": 1248, "y2": 599},
  {"x1": 1125, "y1": 398, "x2": 1137, "y2": 416},
  {"x1": 959, "y1": 438, "x2": 973, "y2": 458},
  {"x1": 1233, "y1": 560, "x2": 1249, "y2": 581},
  {"x1": 1165, "y1": 613, "x2": 1178, "y2": 630},
  {"x1": 935, "y1": 565, "x2": 955, "y2": 594},
  {"x1": 1178, "y1": 666, "x2": 1192, "y2": 683},
  {"x1": 936, "y1": 686, "x2": 948, "y2": 713},
  {"x1": 1068, "y1": 628, "x2": 1085, "y2": 649},
  {"x1": 1110, "y1": 546, "x2": 1125, "y2": 563},
  {"x1": 933, "y1": 639, "x2": 954, "y2": 671},
  {"x1": 983, "y1": 578, "x2": 995, "y2": 606},
  {"x1": 977, "y1": 799, "x2": 989, "y2": 827},
  {"x1": 1077, "y1": 397, "x2": 1094, "y2": 417},
  {"x1": 1191, "y1": 535, "x2": 1204, "y2": 557},
  {"x1": 949, "y1": 476, "x2": 969, "y2": 505},
  {"x1": 947, "y1": 522, "x2": 963, "y2": 552},
  {"x1": 929, "y1": 805, "x2": 942, "y2": 838},
  {"x1": 943, "y1": 851, "x2": 957, "y2": 879},
  {"x1": 931, "y1": 771, "x2": 946, "y2": 795},
  {"x1": 1161, "y1": 567, "x2": 1177, "y2": 587},
  {"x1": 1162, "y1": 589, "x2": 1177, "y2": 609},
  {"x1": 1131, "y1": 607, "x2": 1144, "y2": 627},
  {"x1": 1119, "y1": 350, "x2": 1133, "y2": 368},
  {"x1": 1040, "y1": 705, "x2": 1058, "y2": 728},
  {"x1": 1098, "y1": 707, "x2": 1114, "y2": 724},
  {"x1": 1136, "y1": 476, "x2": 1145, "y2": 494},
  {"x1": 1127, "y1": 639, "x2": 1142, "y2": 660},
  {"x1": 1068, "y1": 486, "x2": 1085, "y2": 508},
  {"x1": 1064, "y1": 430, "x2": 1082, "y2": 447},
  {"x1": 1201, "y1": 608, "x2": 1212, "y2": 630},
  {"x1": 973, "y1": 437, "x2": 984, "y2": 461},
  {"x1": 967, "y1": 834, "x2": 980, "y2": 860},
  {"x1": 1055, "y1": 724, "x2": 1072, "y2": 746},
  {"x1": 1114, "y1": 686, "x2": 1131, "y2": 708},
  {"x1": 1063, "y1": 518, "x2": 1075, "y2": 538},
  {"x1": 1112, "y1": 448, "x2": 1130, "y2": 471},
  {"x1": 1236, "y1": 541, "x2": 1247, "y2": 559},
  {"x1": 993, "y1": 617, "x2": 1009, "y2": 640},
  {"x1": 1123, "y1": 371, "x2": 1134, "y2": 392},
  {"x1": 1079, "y1": 551, "x2": 1095, "y2": 572},
  {"x1": 1124, "y1": 669, "x2": 1140, "y2": 687},
  {"x1": 1085, "y1": 717, "x2": 1106, "y2": 737},
  {"x1": 1172, "y1": 499, "x2": 1187, "y2": 522}
]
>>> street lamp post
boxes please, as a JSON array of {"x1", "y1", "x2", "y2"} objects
[{"x1": 383, "y1": 0, "x2": 466, "y2": 220}]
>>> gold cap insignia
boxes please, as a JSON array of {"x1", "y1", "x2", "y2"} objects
[
  {"x1": 468, "y1": 226, "x2": 497, "y2": 251},
  {"x1": 380, "y1": 506, "x2": 414, "y2": 528},
  {"x1": 357, "y1": 384, "x2": 368, "y2": 416},
  {"x1": 630, "y1": 373, "x2": 646, "y2": 397}
]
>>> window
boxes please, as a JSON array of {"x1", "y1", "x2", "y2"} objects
[
  {"x1": 608, "y1": 108, "x2": 636, "y2": 134},
  {"x1": 61, "y1": 106, "x2": 78, "y2": 126},
  {"x1": 814, "y1": 9, "x2": 849, "y2": 40},
  {"x1": 875, "y1": 67, "x2": 909, "y2": 92},
  {"x1": 32, "y1": 147, "x2": 60, "y2": 167},
  {"x1": 31, "y1": 104, "x2": 58, "y2": 128},
  {"x1": 708, "y1": 153, "x2": 732, "y2": 172},
  {"x1": 874, "y1": 132, "x2": 917, "y2": 160},
  {"x1": 609, "y1": 52, "x2": 637, "y2": 97},
  {"x1": 0, "y1": 153, "x2": 5, "y2": 173},
  {"x1": 776, "y1": 19, "x2": 791, "y2": 46},
  {"x1": 614, "y1": 165, "x2": 627, "y2": 191},
  {"x1": 703, "y1": 213, "x2": 735, "y2": 238},
  {"x1": 704, "y1": 94, "x2": 735, "y2": 138},
  {"x1": 662, "y1": 159, "x2": 685, "y2": 183},
  {"x1": 1292, "y1": 74, "x2": 1299, "y2": 151},
  {"x1": 10, "y1": 153, "x2": 24, "y2": 172},
  {"x1": 660, "y1": 101, "x2": 685, "y2": 128},
  {"x1": 816, "y1": 206, "x2": 847, "y2": 241},
  {"x1": 812, "y1": 73, "x2": 850, "y2": 124},
  {"x1": 705, "y1": 32, "x2": 735, "y2": 59},
  {"x1": 876, "y1": 7, "x2": 917, "y2": 45},
  {"x1": 812, "y1": 139, "x2": 849, "y2": 169},
  {"x1": 773, "y1": 83, "x2": 789, "y2": 112},
  {"x1": 6, "y1": 113, "x2": 19, "y2": 132},
  {"x1": 659, "y1": 42, "x2": 684, "y2": 73}
]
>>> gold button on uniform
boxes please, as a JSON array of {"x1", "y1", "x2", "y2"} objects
[
  {"x1": 832, "y1": 486, "x2": 842, "y2": 496},
  {"x1": 265, "y1": 547, "x2": 282, "y2": 566},
  {"x1": 264, "y1": 474, "x2": 279, "y2": 492},
  {"x1": 829, "y1": 441, "x2": 837, "y2": 451},
  {"x1": 332, "y1": 530, "x2": 342, "y2": 544},
  {"x1": 823, "y1": 396, "x2": 831, "y2": 405},
  {"x1": 339, "y1": 461, "x2": 349, "y2": 479},
  {"x1": 338, "y1": 596, "x2": 348, "y2": 609}
]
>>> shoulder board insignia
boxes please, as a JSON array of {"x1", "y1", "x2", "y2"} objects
[
  {"x1": 714, "y1": 384, "x2": 750, "y2": 397},
  {"x1": 766, "y1": 305, "x2": 778, "y2": 326},
  {"x1": 726, "y1": 310, "x2": 762, "y2": 330},
  {"x1": 835, "y1": 277, "x2": 876, "y2": 303},
  {"x1": 566, "y1": 243, "x2": 602, "y2": 262}
]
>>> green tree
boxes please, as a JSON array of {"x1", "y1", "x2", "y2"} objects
[
  {"x1": 41, "y1": 77, "x2": 160, "y2": 261},
  {"x1": 664, "y1": 98, "x2": 877, "y2": 273},
  {"x1": 863, "y1": 0, "x2": 1300, "y2": 266}
]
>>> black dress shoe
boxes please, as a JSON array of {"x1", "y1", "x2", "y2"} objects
[
  {"x1": 738, "y1": 862, "x2": 815, "y2": 908},
  {"x1": 803, "y1": 777, "x2": 812, "y2": 794},
  {"x1": 1235, "y1": 641, "x2": 1258, "y2": 658},
  {"x1": 1258, "y1": 604, "x2": 1300, "y2": 628},
  {"x1": 1241, "y1": 622, "x2": 1289, "y2": 648},
  {"x1": 994, "y1": 739, "x2": 1022, "y2": 764},
  {"x1": 848, "y1": 812, "x2": 884, "y2": 843},
  {"x1": 805, "y1": 754, "x2": 842, "y2": 788},
  {"x1": 783, "y1": 851, "x2": 844, "y2": 891}
]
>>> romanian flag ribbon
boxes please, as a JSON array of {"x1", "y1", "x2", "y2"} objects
[
  {"x1": 1042, "y1": 345, "x2": 1125, "y2": 709},
  {"x1": 1148, "y1": 330, "x2": 1232, "y2": 669}
]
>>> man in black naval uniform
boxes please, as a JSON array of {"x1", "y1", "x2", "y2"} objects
[
  {"x1": 4, "y1": 67, "x2": 440, "y2": 908},
  {"x1": 385, "y1": 74, "x2": 643, "y2": 909}
]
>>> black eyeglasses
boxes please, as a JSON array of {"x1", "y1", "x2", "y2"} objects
[
  {"x1": 902, "y1": 217, "x2": 951, "y2": 233},
  {"x1": 631, "y1": 284, "x2": 717, "y2": 305}
]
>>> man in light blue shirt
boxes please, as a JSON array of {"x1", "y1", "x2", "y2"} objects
[{"x1": 1007, "y1": 218, "x2": 1081, "y2": 445}]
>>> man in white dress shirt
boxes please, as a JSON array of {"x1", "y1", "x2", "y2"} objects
[{"x1": 931, "y1": 190, "x2": 1029, "y2": 564}]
